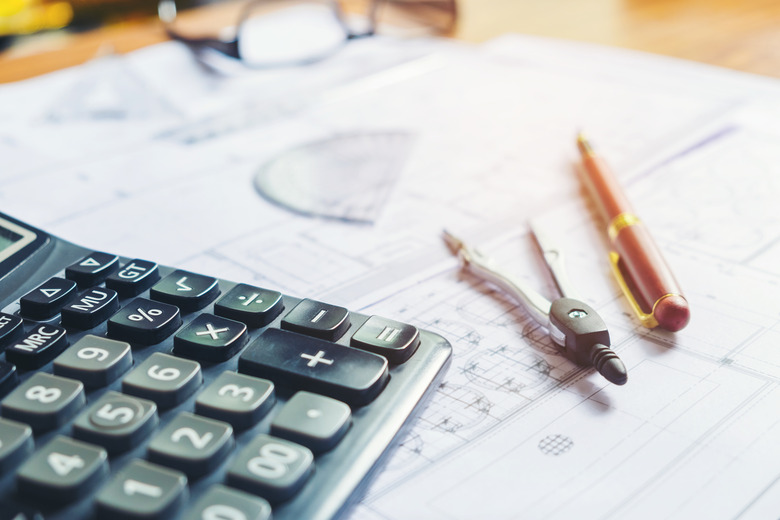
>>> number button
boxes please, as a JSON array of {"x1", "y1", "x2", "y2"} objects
[
  {"x1": 65, "y1": 251, "x2": 119, "y2": 287},
  {"x1": 16, "y1": 435, "x2": 108, "y2": 504},
  {"x1": 95, "y1": 459, "x2": 187, "y2": 520},
  {"x1": 150, "y1": 270, "x2": 220, "y2": 312},
  {"x1": 60, "y1": 287, "x2": 120, "y2": 330},
  {"x1": 214, "y1": 283, "x2": 284, "y2": 327},
  {"x1": 281, "y1": 298, "x2": 350, "y2": 341},
  {"x1": 105, "y1": 259, "x2": 161, "y2": 297},
  {"x1": 72, "y1": 391, "x2": 158, "y2": 454},
  {"x1": 19, "y1": 277, "x2": 77, "y2": 320},
  {"x1": 0, "y1": 417, "x2": 33, "y2": 473},
  {"x1": 182, "y1": 484, "x2": 271, "y2": 520},
  {"x1": 147, "y1": 412, "x2": 233, "y2": 478},
  {"x1": 270, "y1": 391, "x2": 351, "y2": 454},
  {"x1": 350, "y1": 315, "x2": 420, "y2": 364},
  {"x1": 107, "y1": 298, "x2": 182, "y2": 346},
  {"x1": 122, "y1": 352, "x2": 202, "y2": 409},
  {"x1": 5, "y1": 324, "x2": 69, "y2": 370},
  {"x1": 1, "y1": 373, "x2": 85, "y2": 432},
  {"x1": 194, "y1": 372, "x2": 275, "y2": 430},
  {"x1": 227, "y1": 434, "x2": 313, "y2": 503},
  {"x1": 173, "y1": 313, "x2": 248, "y2": 362},
  {"x1": 53, "y1": 335, "x2": 133, "y2": 388}
]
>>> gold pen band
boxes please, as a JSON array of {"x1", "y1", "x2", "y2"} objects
[{"x1": 607, "y1": 213, "x2": 642, "y2": 242}]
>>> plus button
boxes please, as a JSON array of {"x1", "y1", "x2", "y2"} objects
[{"x1": 300, "y1": 350, "x2": 334, "y2": 368}]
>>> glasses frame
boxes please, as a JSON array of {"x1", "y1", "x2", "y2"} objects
[{"x1": 158, "y1": 0, "x2": 456, "y2": 68}]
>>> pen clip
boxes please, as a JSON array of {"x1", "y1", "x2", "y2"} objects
[{"x1": 608, "y1": 251, "x2": 659, "y2": 328}]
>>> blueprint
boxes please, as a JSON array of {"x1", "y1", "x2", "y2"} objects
[{"x1": 1, "y1": 29, "x2": 779, "y2": 520}]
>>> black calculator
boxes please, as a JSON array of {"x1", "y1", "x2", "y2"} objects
[{"x1": 0, "y1": 212, "x2": 452, "y2": 520}]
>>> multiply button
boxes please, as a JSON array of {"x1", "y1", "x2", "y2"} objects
[
  {"x1": 281, "y1": 298, "x2": 350, "y2": 341},
  {"x1": 19, "y1": 277, "x2": 77, "y2": 320},
  {"x1": 150, "y1": 270, "x2": 219, "y2": 312},
  {"x1": 106, "y1": 259, "x2": 161, "y2": 297},
  {"x1": 238, "y1": 328, "x2": 388, "y2": 406},
  {"x1": 173, "y1": 314, "x2": 247, "y2": 362},
  {"x1": 65, "y1": 252, "x2": 119, "y2": 287}
]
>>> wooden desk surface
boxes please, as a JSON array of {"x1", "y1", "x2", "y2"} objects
[{"x1": 3, "y1": 0, "x2": 780, "y2": 83}]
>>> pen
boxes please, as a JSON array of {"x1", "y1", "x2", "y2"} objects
[{"x1": 576, "y1": 133, "x2": 690, "y2": 332}]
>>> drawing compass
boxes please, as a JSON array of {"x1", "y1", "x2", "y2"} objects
[{"x1": 443, "y1": 226, "x2": 628, "y2": 385}]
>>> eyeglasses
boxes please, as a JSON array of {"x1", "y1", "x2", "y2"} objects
[{"x1": 157, "y1": 0, "x2": 457, "y2": 68}]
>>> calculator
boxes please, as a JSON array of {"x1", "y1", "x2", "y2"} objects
[{"x1": 0, "y1": 212, "x2": 452, "y2": 520}]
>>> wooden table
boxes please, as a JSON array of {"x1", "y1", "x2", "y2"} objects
[{"x1": 3, "y1": 0, "x2": 780, "y2": 83}]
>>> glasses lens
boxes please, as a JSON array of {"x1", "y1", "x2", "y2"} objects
[
  {"x1": 237, "y1": 0, "x2": 348, "y2": 67},
  {"x1": 367, "y1": 0, "x2": 457, "y2": 36}
]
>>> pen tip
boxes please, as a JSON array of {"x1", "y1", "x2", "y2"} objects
[
  {"x1": 654, "y1": 294, "x2": 690, "y2": 332},
  {"x1": 441, "y1": 230, "x2": 464, "y2": 255},
  {"x1": 576, "y1": 132, "x2": 593, "y2": 156},
  {"x1": 590, "y1": 344, "x2": 628, "y2": 385}
]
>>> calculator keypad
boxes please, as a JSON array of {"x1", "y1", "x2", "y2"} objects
[{"x1": 0, "y1": 243, "x2": 450, "y2": 520}]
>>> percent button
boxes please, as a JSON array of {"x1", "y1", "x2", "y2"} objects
[{"x1": 107, "y1": 298, "x2": 182, "y2": 346}]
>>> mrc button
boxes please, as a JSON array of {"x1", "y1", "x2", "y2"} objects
[{"x1": 5, "y1": 325, "x2": 69, "y2": 370}]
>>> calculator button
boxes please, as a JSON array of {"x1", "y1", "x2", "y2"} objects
[
  {"x1": 194, "y1": 372, "x2": 275, "y2": 430},
  {"x1": 105, "y1": 259, "x2": 161, "y2": 297},
  {"x1": 147, "y1": 412, "x2": 233, "y2": 478},
  {"x1": 72, "y1": 391, "x2": 158, "y2": 455},
  {"x1": 1, "y1": 373, "x2": 85, "y2": 432},
  {"x1": 95, "y1": 459, "x2": 187, "y2": 520},
  {"x1": 182, "y1": 484, "x2": 272, "y2": 520},
  {"x1": 351, "y1": 315, "x2": 420, "y2": 364},
  {"x1": 4, "y1": 324, "x2": 69, "y2": 370},
  {"x1": 122, "y1": 352, "x2": 202, "y2": 409},
  {"x1": 107, "y1": 298, "x2": 182, "y2": 346},
  {"x1": 19, "y1": 277, "x2": 77, "y2": 320},
  {"x1": 150, "y1": 270, "x2": 220, "y2": 312},
  {"x1": 0, "y1": 312, "x2": 24, "y2": 349},
  {"x1": 226, "y1": 434, "x2": 313, "y2": 503},
  {"x1": 16, "y1": 435, "x2": 108, "y2": 504},
  {"x1": 214, "y1": 284, "x2": 284, "y2": 327},
  {"x1": 270, "y1": 391, "x2": 351, "y2": 454},
  {"x1": 60, "y1": 287, "x2": 120, "y2": 330},
  {"x1": 0, "y1": 361, "x2": 18, "y2": 397},
  {"x1": 65, "y1": 252, "x2": 119, "y2": 288},
  {"x1": 173, "y1": 313, "x2": 248, "y2": 362},
  {"x1": 0, "y1": 418, "x2": 33, "y2": 473},
  {"x1": 281, "y1": 298, "x2": 350, "y2": 341},
  {"x1": 238, "y1": 328, "x2": 389, "y2": 406},
  {"x1": 53, "y1": 335, "x2": 133, "y2": 388}
]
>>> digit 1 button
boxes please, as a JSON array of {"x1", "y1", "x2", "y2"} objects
[
  {"x1": 122, "y1": 353, "x2": 202, "y2": 409},
  {"x1": 173, "y1": 313, "x2": 248, "y2": 362},
  {"x1": 182, "y1": 484, "x2": 271, "y2": 520},
  {"x1": 107, "y1": 298, "x2": 182, "y2": 346},
  {"x1": 281, "y1": 298, "x2": 350, "y2": 341},
  {"x1": 350, "y1": 315, "x2": 420, "y2": 364},
  {"x1": 4, "y1": 324, "x2": 69, "y2": 370},
  {"x1": 214, "y1": 284, "x2": 284, "y2": 327},
  {"x1": 16, "y1": 435, "x2": 108, "y2": 504},
  {"x1": 226, "y1": 434, "x2": 313, "y2": 503},
  {"x1": 150, "y1": 270, "x2": 220, "y2": 312},
  {"x1": 270, "y1": 391, "x2": 351, "y2": 454},
  {"x1": 60, "y1": 287, "x2": 119, "y2": 330},
  {"x1": 0, "y1": 373, "x2": 85, "y2": 433},
  {"x1": 105, "y1": 259, "x2": 161, "y2": 297},
  {"x1": 65, "y1": 251, "x2": 119, "y2": 287},
  {"x1": 95, "y1": 460, "x2": 187, "y2": 520},
  {"x1": 194, "y1": 371, "x2": 276, "y2": 430},
  {"x1": 19, "y1": 277, "x2": 77, "y2": 320},
  {"x1": 53, "y1": 335, "x2": 133, "y2": 388},
  {"x1": 72, "y1": 391, "x2": 158, "y2": 455},
  {"x1": 147, "y1": 412, "x2": 233, "y2": 478}
]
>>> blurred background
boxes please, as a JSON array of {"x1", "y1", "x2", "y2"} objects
[{"x1": 3, "y1": 0, "x2": 780, "y2": 81}]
